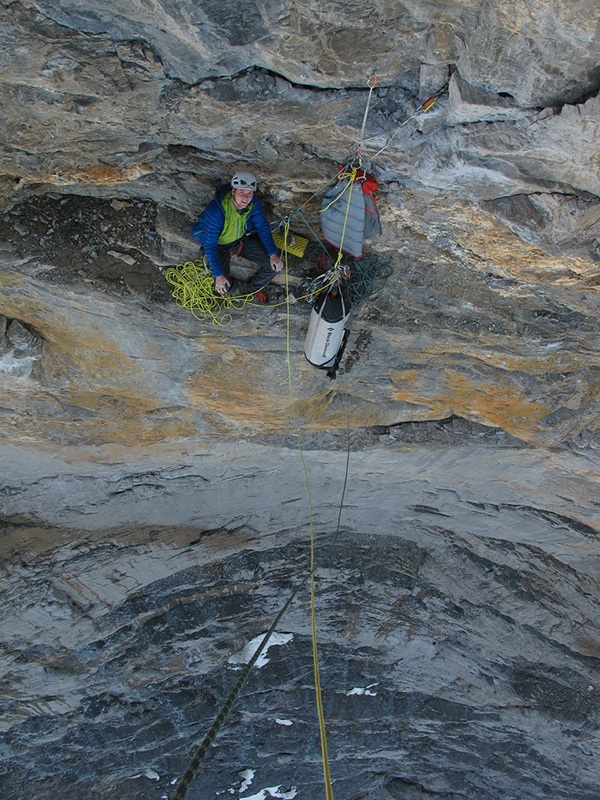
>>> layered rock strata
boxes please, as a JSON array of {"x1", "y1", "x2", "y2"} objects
[{"x1": 0, "y1": 2, "x2": 599, "y2": 800}]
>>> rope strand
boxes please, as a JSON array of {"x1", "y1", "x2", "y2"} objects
[
  {"x1": 283, "y1": 221, "x2": 335, "y2": 800},
  {"x1": 357, "y1": 73, "x2": 378, "y2": 153},
  {"x1": 170, "y1": 574, "x2": 310, "y2": 800}
]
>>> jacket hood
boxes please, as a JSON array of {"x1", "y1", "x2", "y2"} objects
[{"x1": 215, "y1": 183, "x2": 231, "y2": 201}]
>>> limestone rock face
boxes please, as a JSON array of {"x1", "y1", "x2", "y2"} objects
[
  {"x1": 415, "y1": 91, "x2": 600, "y2": 203},
  {"x1": 1, "y1": 2, "x2": 598, "y2": 256},
  {"x1": 1, "y1": 3, "x2": 599, "y2": 800},
  {"x1": 1, "y1": 441, "x2": 599, "y2": 800},
  {"x1": 458, "y1": 0, "x2": 600, "y2": 107}
]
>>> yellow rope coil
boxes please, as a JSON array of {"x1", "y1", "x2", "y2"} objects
[{"x1": 164, "y1": 259, "x2": 255, "y2": 326}]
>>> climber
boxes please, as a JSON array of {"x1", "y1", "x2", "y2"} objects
[{"x1": 191, "y1": 171, "x2": 284, "y2": 303}]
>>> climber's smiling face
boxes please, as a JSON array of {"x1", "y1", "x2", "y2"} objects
[{"x1": 231, "y1": 188, "x2": 254, "y2": 210}]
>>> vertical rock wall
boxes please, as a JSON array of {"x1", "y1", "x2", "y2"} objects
[{"x1": 0, "y1": 3, "x2": 599, "y2": 800}]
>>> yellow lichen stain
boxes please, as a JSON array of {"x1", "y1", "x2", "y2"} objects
[
  {"x1": 84, "y1": 419, "x2": 194, "y2": 447},
  {"x1": 391, "y1": 369, "x2": 550, "y2": 442},
  {"x1": 21, "y1": 164, "x2": 153, "y2": 187},
  {"x1": 185, "y1": 348, "x2": 291, "y2": 433},
  {"x1": 0, "y1": 409, "x2": 193, "y2": 449},
  {"x1": 293, "y1": 389, "x2": 331, "y2": 426},
  {"x1": 44, "y1": 332, "x2": 144, "y2": 386},
  {"x1": 398, "y1": 190, "x2": 600, "y2": 287},
  {"x1": 423, "y1": 342, "x2": 589, "y2": 375},
  {"x1": 0, "y1": 271, "x2": 154, "y2": 387},
  {"x1": 0, "y1": 289, "x2": 48, "y2": 339},
  {"x1": 455, "y1": 206, "x2": 599, "y2": 285},
  {"x1": 574, "y1": 636, "x2": 600, "y2": 659},
  {"x1": 448, "y1": 373, "x2": 548, "y2": 431},
  {"x1": 41, "y1": 309, "x2": 167, "y2": 392},
  {"x1": 0, "y1": 522, "x2": 236, "y2": 564},
  {"x1": 0, "y1": 271, "x2": 25, "y2": 291},
  {"x1": 0, "y1": 377, "x2": 195, "y2": 447},
  {"x1": 0, "y1": 282, "x2": 193, "y2": 445}
]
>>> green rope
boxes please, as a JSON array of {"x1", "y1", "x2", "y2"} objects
[{"x1": 347, "y1": 252, "x2": 393, "y2": 305}]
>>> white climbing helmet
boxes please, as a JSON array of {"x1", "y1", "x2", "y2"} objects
[{"x1": 231, "y1": 171, "x2": 258, "y2": 191}]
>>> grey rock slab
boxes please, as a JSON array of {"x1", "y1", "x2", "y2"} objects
[
  {"x1": 0, "y1": 439, "x2": 599, "y2": 800},
  {"x1": 458, "y1": 0, "x2": 600, "y2": 107}
]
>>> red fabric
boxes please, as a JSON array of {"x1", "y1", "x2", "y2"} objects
[{"x1": 357, "y1": 170, "x2": 379, "y2": 197}]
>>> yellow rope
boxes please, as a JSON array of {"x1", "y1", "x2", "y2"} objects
[
  {"x1": 283, "y1": 222, "x2": 334, "y2": 800},
  {"x1": 318, "y1": 165, "x2": 358, "y2": 272},
  {"x1": 264, "y1": 276, "x2": 337, "y2": 310},
  {"x1": 165, "y1": 256, "x2": 338, "y2": 321},
  {"x1": 164, "y1": 259, "x2": 255, "y2": 326},
  {"x1": 319, "y1": 177, "x2": 354, "y2": 215}
]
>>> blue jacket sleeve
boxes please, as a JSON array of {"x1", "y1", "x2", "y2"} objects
[
  {"x1": 248, "y1": 198, "x2": 278, "y2": 257},
  {"x1": 191, "y1": 200, "x2": 226, "y2": 278}
]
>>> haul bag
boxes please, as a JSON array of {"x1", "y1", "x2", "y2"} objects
[{"x1": 304, "y1": 282, "x2": 352, "y2": 369}]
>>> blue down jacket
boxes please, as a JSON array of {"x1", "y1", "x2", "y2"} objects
[{"x1": 191, "y1": 184, "x2": 278, "y2": 278}]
